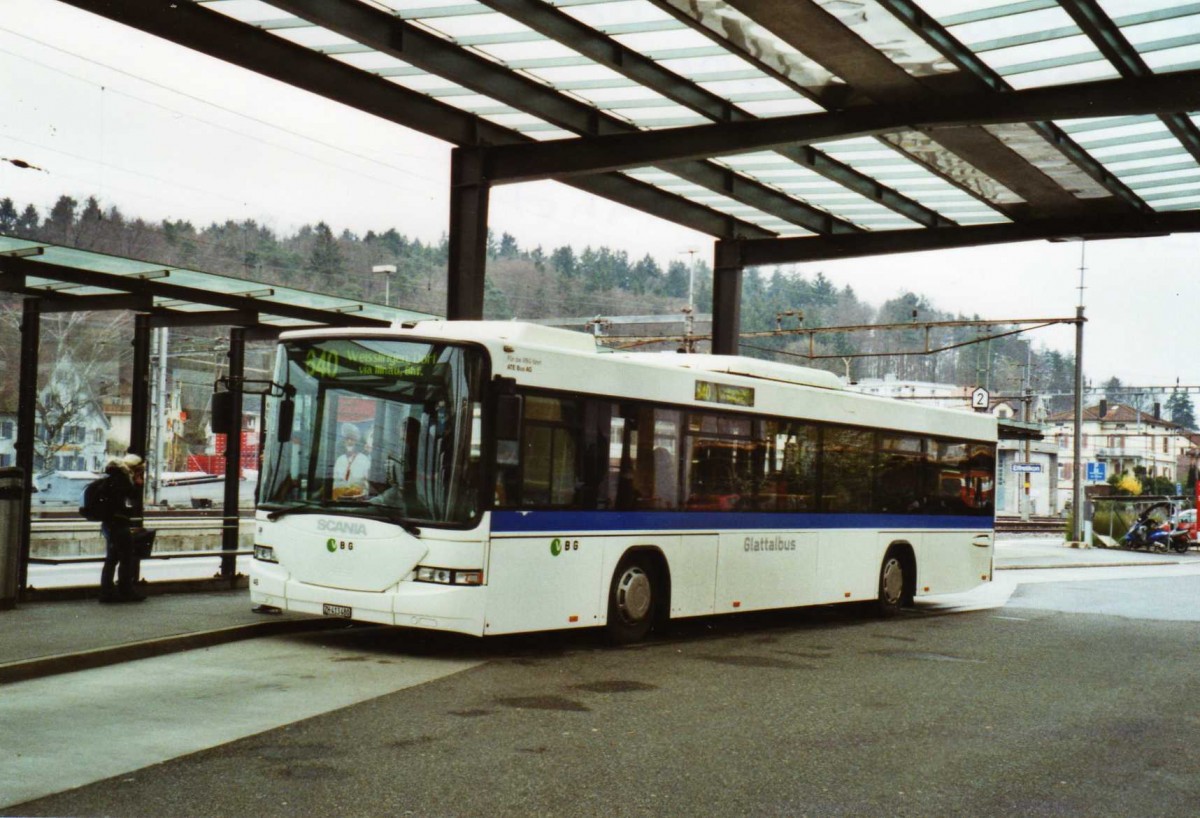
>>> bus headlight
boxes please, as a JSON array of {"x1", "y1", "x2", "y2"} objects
[
  {"x1": 414, "y1": 566, "x2": 483, "y2": 586},
  {"x1": 254, "y1": 545, "x2": 278, "y2": 563}
]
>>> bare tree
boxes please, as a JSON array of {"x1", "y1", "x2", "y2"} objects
[{"x1": 0, "y1": 305, "x2": 133, "y2": 470}]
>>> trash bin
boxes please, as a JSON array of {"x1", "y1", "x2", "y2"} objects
[{"x1": 0, "y1": 467, "x2": 23, "y2": 610}]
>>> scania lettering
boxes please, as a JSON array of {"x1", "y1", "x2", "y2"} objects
[
  {"x1": 252, "y1": 321, "x2": 996, "y2": 642},
  {"x1": 317, "y1": 520, "x2": 368, "y2": 535}
]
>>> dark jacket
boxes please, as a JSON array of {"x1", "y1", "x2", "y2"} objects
[{"x1": 91, "y1": 466, "x2": 137, "y2": 525}]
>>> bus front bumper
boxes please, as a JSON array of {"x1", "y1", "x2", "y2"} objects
[{"x1": 251, "y1": 566, "x2": 487, "y2": 636}]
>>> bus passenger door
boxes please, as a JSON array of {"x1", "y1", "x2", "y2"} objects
[{"x1": 714, "y1": 531, "x2": 818, "y2": 613}]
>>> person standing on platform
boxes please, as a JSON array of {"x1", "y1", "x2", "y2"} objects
[{"x1": 88, "y1": 454, "x2": 147, "y2": 603}]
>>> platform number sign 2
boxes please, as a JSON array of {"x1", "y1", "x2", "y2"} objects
[{"x1": 971, "y1": 387, "x2": 990, "y2": 412}]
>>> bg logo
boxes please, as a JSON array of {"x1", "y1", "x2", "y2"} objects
[{"x1": 550, "y1": 538, "x2": 579, "y2": 556}]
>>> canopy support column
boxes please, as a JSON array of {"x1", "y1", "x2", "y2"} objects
[
  {"x1": 712, "y1": 240, "x2": 744, "y2": 356},
  {"x1": 15, "y1": 299, "x2": 40, "y2": 594},
  {"x1": 447, "y1": 146, "x2": 490, "y2": 320},
  {"x1": 129, "y1": 314, "x2": 152, "y2": 521},
  {"x1": 221, "y1": 327, "x2": 245, "y2": 582}
]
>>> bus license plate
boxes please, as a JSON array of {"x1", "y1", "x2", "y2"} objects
[{"x1": 323, "y1": 603, "x2": 352, "y2": 619}]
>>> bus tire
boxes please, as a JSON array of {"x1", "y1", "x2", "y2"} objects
[
  {"x1": 606, "y1": 554, "x2": 657, "y2": 644},
  {"x1": 876, "y1": 547, "x2": 912, "y2": 617}
]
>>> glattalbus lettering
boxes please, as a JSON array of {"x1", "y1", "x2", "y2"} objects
[{"x1": 743, "y1": 535, "x2": 797, "y2": 552}]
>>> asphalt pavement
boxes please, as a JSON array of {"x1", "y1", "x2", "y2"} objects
[{"x1": 1, "y1": 536, "x2": 1195, "y2": 685}]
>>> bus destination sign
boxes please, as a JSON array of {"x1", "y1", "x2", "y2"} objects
[
  {"x1": 695, "y1": 380, "x2": 755, "y2": 407},
  {"x1": 303, "y1": 343, "x2": 439, "y2": 380}
]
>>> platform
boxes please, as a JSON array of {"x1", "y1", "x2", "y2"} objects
[{"x1": 2, "y1": 536, "x2": 1194, "y2": 685}]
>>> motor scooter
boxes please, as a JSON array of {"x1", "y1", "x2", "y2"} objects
[{"x1": 1122, "y1": 502, "x2": 1190, "y2": 553}]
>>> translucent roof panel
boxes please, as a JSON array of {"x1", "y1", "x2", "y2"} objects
[
  {"x1": 622, "y1": 168, "x2": 816, "y2": 237},
  {"x1": 163, "y1": 0, "x2": 1200, "y2": 254},
  {"x1": 1101, "y1": 0, "x2": 1200, "y2": 73},
  {"x1": 653, "y1": 0, "x2": 845, "y2": 100},
  {"x1": 924, "y1": 1, "x2": 1116, "y2": 89},
  {"x1": 1077, "y1": 115, "x2": 1200, "y2": 212},
  {"x1": 705, "y1": 154, "x2": 921, "y2": 232}
]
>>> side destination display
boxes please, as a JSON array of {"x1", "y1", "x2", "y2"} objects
[{"x1": 695, "y1": 380, "x2": 755, "y2": 407}]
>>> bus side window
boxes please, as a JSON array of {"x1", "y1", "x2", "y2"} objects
[
  {"x1": 580, "y1": 400, "x2": 614, "y2": 509},
  {"x1": 517, "y1": 395, "x2": 581, "y2": 508},
  {"x1": 876, "y1": 434, "x2": 926, "y2": 514},
  {"x1": 933, "y1": 440, "x2": 970, "y2": 513},
  {"x1": 609, "y1": 405, "x2": 680, "y2": 511},
  {"x1": 682, "y1": 410, "x2": 753, "y2": 512},
  {"x1": 761, "y1": 421, "x2": 817, "y2": 511},
  {"x1": 644, "y1": 409, "x2": 680, "y2": 510},
  {"x1": 822, "y1": 426, "x2": 874, "y2": 513}
]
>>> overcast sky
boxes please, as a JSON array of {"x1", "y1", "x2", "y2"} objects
[{"x1": 2, "y1": 1, "x2": 1197, "y2": 391}]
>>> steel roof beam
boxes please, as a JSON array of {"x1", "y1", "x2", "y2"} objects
[
  {"x1": 0, "y1": 271, "x2": 26, "y2": 294},
  {"x1": 874, "y1": 0, "x2": 1149, "y2": 214},
  {"x1": 1059, "y1": 0, "x2": 1200, "y2": 167},
  {"x1": 147, "y1": 310, "x2": 261, "y2": 328},
  {"x1": 724, "y1": 210, "x2": 1200, "y2": 266},
  {"x1": 267, "y1": 0, "x2": 852, "y2": 235},
  {"x1": 484, "y1": 70, "x2": 1200, "y2": 182},
  {"x1": 38, "y1": 293, "x2": 155, "y2": 314},
  {"x1": 479, "y1": 0, "x2": 952, "y2": 228},
  {"x1": 0, "y1": 255, "x2": 385, "y2": 327},
  {"x1": 57, "y1": 0, "x2": 771, "y2": 240}
]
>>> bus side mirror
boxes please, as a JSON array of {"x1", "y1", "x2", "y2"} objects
[
  {"x1": 210, "y1": 390, "x2": 233, "y2": 435},
  {"x1": 277, "y1": 395, "x2": 295, "y2": 443}
]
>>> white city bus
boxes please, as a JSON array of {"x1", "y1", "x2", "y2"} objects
[{"x1": 251, "y1": 321, "x2": 996, "y2": 642}]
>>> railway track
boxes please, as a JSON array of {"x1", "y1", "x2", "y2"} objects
[{"x1": 995, "y1": 515, "x2": 1067, "y2": 535}]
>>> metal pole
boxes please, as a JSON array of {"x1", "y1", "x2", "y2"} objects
[
  {"x1": 1072, "y1": 306, "x2": 1086, "y2": 542},
  {"x1": 1023, "y1": 340, "x2": 1032, "y2": 520},
  {"x1": 153, "y1": 327, "x2": 169, "y2": 504}
]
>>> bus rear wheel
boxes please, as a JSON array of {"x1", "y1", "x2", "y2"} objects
[
  {"x1": 876, "y1": 551, "x2": 909, "y2": 617},
  {"x1": 606, "y1": 555, "x2": 656, "y2": 644}
]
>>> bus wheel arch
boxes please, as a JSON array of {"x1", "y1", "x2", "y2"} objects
[
  {"x1": 877, "y1": 542, "x2": 916, "y2": 617},
  {"x1": 605, "y1": 546, "x2": 670, "y2": 644}
]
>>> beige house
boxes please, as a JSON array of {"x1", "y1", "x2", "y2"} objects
[{"x1": 1049, "y1": 403, "x2": 1195, "y2": 505}]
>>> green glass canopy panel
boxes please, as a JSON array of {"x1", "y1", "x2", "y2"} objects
[{"x1": 0, "y1": 235, "x2": 437, "y2": 328}]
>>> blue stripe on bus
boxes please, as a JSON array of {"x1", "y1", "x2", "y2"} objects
[{"x1": 490, "y1": 510, "x2": 992, "y2": 533}]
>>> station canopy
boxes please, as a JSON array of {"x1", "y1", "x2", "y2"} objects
[
  {"x1": 0, "y1": 234, "x2": 432, "y2": 332},
  {"x1": 59, "y1": 0, "x2": 1200, "y2": 264}
]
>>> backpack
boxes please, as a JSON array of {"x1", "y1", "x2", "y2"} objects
[{"x1": 80, "y1": 476, "x2": 116, "y2": 522}]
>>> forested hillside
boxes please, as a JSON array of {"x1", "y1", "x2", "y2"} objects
[{"x1": 0, "y1": 192, "x2": 1096, "y2": 413}]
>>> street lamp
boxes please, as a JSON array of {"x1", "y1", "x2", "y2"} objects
[
  {"x1": 372, "y1": 264, "x2": 397, "y2": 307},
  {"x1": 680, "y1": 249, "x2": 698, "y2": 352}
]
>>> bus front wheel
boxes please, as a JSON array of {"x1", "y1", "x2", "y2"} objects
[
  {"x1": 606, "y1": 555, "x2": 656, "y2": 644},
  {"x1": 876, "y1": 550, "x2": 910, "y2": 617}
]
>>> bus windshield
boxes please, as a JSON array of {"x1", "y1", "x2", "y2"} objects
[{"x1": 258, "y1": 338, "x2": 485, "y2": 526}]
